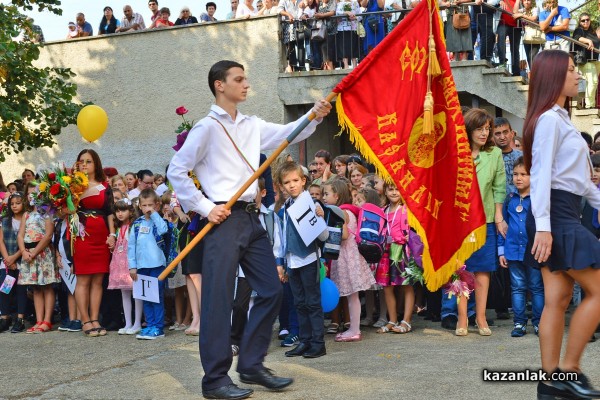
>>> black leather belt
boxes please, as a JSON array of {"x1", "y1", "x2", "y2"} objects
[{"x1": 214, "y1": 201, "x2": 258, "y2": 214}]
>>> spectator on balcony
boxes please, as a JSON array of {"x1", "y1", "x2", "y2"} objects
[
  {"x1": 336, "y1": 0, "x2": 361, "y2": 69},
  {"x1": 200, "y1": 2, "x2": 219, "y2": 22},
  {"x1": 99, "y1": 7, "x2": 121, "y2": 35},
  {"x1": 538, "y1": 0, "x2": 569, "y2": 52},
  {"x1": 258, "y1": 0, "x2": 279, "y2": 15},
  {"x1": 314, "y1": 0, "x2": 337, "y2": 70},
  {"x1": 154, "y1": 7, "x2": 174, "y2": 28},
  {"x1": 513, "y1": 0, "x2": 541, "y2": 72},
  {"x1": 279, "y1": 0, "x2": 307, "y2": 72},
  {"x1": 471, "y1": 0, "x2": 496, "y2": 64},
  {"x1": 497, "y1": 0, "x2": 521, "y2": 76},
  {"x1": 175, "y1": 7, "x2": 199, "y2": 25},
  {"x1": 573, "y1": 13, "x2": 600, "y2": 109},
  {"x1": 360, "y1": 0, "x2": 384, "y2": 55},
  {"x1": 118, "y1": 5, "x2": 146, "y2": 32},
  {"x1": 148, "y1": 0, "x2": 161, "y2": 25},
  {"x1": 24, "y1": 17, "x2": 44, "y2": 43},
  {"x1": 66, "y1": 22, "x2": 78, "y2": 39},
  {"x1": 227, "y1": 0, "x2": 240, "y2": 19},
  {"x1": 237, "y1": 0, "x2": 259, "y2": 18},
  {"x1": 74, "y1": 13, "x2": 93, "y2": 38},
  {"x1": 302, "y1": 0, "x2": 321, "y2": 69},
  {"x1": 441, "y1": 0, "x2": 473, "y2": 61}
]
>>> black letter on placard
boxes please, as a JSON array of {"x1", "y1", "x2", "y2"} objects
[
  {"x1": 308, "y1": 216, "x2": 317, "y2": 226},
  {"x1": 140, "y1": 279, "x2": 147, "y2": 297},
  {"x1": 296, "y1": 208, "x2": 312, "y2": 224}
]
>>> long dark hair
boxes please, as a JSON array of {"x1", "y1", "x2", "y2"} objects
[
  {"x1": 522, "y1": 50, "x2": 570, "y2": 172},
  {"x1": 77, "y1": 149, "x2": 107, "y2": 182},
  {"x1": 4, "y1": 192, "x2": 25, "y2": 225},
  {"x1": 99, "y1": 7, "x2": 118, "y2": 34}
]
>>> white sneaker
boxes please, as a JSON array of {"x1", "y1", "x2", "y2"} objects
[
  {"x1": 126, "y1": 327, "x2": 141, "y2": 335},
  {"x1": 118, "y1": 327, "x2": 129, "y2": 335},
  {"x1": 372, "y1": 318, "x2": 387, "y2": 328}
]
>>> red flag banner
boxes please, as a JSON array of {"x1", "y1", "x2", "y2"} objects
[{"x1": 333, "y1": 0, "x2": 486, "y2": 291}]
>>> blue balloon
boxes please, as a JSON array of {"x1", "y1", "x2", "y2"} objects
[{"x1": 321, "y1": 277, "x2": 340, "y2": 312}]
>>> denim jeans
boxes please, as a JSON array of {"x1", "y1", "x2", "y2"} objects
[
  {"x1": 508, "y1": 260, "x2": 544, "y2": 326},
  {"x1": 140, "y1": 266, "x2": 165, "y2": 331}
]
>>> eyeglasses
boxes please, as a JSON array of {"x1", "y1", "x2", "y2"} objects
[
  {"x1": 310, "y1": 170, "x2": 318, "y2": 174},
  {"x1": 581, "y1": 19, "x2": 590, "y2": 22}
]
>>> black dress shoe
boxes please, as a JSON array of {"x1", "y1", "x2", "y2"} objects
[
  {"x1": 303, "y1": 345, "x2": 326, "y2": 358},
  {"x1": 202, "y1": 384, "x2": 253, "y2": 399},
  {"x1": 496, "y1": 311, "x2": 511, "y2": 320},
  {"x1": 239, "y1": 368, "x2": 293, "y2": 390},
  {"x1": 285, "y1": 342, "x2": 310, "y2": 357},
  {"x1": 536, "y1": 381, "x2": 579, "y2": 400},
  {"x1": 441, "y1": 315, "x2": 457, "y2": 330},
  {"x1": 551, "y1": 370, "x2": 600, "y2": 399}
]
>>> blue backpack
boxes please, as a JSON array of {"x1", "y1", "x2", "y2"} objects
[{"x1": 132, "y1": 216, "x2": 180, "y2": 277}]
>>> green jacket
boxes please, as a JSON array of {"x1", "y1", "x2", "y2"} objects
[{"x1": 475, "y1": 146, "x2": 506, "y2": 223}]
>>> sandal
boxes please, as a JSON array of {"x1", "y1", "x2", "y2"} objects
[
  {"x1": 326, "y1": 323, "x2": 339, "y2": 334},
  {"x1": 34, "y1": 321, "x2": 52, "y2": 333},
  {"x1": 90, "y1": 320, "x2": 107, "y2": 336},
  {"x1": 26, "y1": 321, "x2": 42, "y2": 334},
  {"x1": 343, "y1": 322, "x2": 351, "y2": 331},
  {"x1": 376, "y1": 321, "x2": 398, "y2": 334},
  {"x1": 391, "y1": 320, "x2": 412, "y2": 334},
  {"x1": 82, "y1": 321, "x2": 99, "y2": 337}
]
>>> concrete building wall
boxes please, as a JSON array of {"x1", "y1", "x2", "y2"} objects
[{"x1": 1, "y1": 16, "x2": 287, "y2": 181}]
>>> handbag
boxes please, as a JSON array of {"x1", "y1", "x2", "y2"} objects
[
  {"x1": 522, "y1": 25, "x2": 546, "y2": 44},
  {"x1": 452, "y1": 7, "x2": 470, "y2": 30},
  {"x1": 366, "y1": 15, "x2": 379, "y2": 34},
  {"x1": 311, "y1": 20, "x2": 326, "y2": 41}
]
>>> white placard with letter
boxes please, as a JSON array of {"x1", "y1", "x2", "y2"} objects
[
  {"x1": 133, "y1": 274, "x2": 160, "y2": 303},
  {"x1": 286, "y1": 191, "x2": 328, "y2": 247},
  {"x1": 59, "y1": 263, "x2": 77, "y2": 295}
]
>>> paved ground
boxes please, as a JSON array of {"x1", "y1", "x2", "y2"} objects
[{"x1": 1, "y1": 313, "x2": 599, "y2": 400}]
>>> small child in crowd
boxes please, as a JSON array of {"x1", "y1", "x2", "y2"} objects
[
  {"x1": 111, "y1": 198, "x2": 143, "y2": 335},
  {"x1": 17, "y1": 183, "x2": 58, "y2": 333},
  {"x1": 498, "y1": 157, "x2": 543, "y2": 337},
  {"x1": 277, "y1": 162, "x2": 329, "y2": 358},
  {"x1": 128, "y1": 189, "x2": 168, "y2": 340},
  {"x1": 308, "y1": 183, "x2": 322, "y2": 201},
  {"x1": 0, "y1": 192, "x2": 26, "y2": 333}
]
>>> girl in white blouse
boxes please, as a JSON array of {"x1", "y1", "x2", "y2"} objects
[{"x1": 522, "y1": 50, "x2": 600, "y2": 400}]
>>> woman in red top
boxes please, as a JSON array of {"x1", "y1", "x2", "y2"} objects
[{"x1": 73, "y1": 149, "x2": 115, "y2": 337}]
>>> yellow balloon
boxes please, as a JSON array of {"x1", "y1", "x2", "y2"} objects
[{"x1": 77, "y1": 105, "x2": 108, "y2": 142}]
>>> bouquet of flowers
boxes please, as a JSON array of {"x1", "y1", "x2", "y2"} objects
[
  {"x1": 172, "y1": 106, "x2": 195, "y2": 152},
  {"x1": 0, "y1": 202, "x2": 7, "y2": 219},
  {"x1": 343, "y1": 2, "x2": 352, "y2": 11},
  {"x1": 443, "y1": 265, "x2": 476, "y2": 303},
  {"x1": 33, "y1": 162, "x2": 89, "y2": 244}
]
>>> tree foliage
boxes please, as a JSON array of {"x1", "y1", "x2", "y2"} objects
[{"x1": 0, "y1": 0, "x2": 82, "y2": 162}]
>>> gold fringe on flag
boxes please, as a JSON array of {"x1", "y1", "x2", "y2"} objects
[{"x1": 407, "y1": 210, "x2": 486, "y2": 291}]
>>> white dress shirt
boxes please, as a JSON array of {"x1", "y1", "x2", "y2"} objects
[
  {"x1": 168, "y1": 104, "x2": 321, "y2": 217},
  {"x1": 531, "y1": 104, "x2": 600, "y2": 232}
]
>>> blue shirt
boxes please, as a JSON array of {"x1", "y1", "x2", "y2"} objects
[
  {"x1": 81, "y1": 21, "x2": 93, "y2": 36},
  {"x1": 501, "y1": 149, "x2": 523, "y2": 195},
  {"x1": 539, "y1": 6, "x2": 570, "y2": 41},
  {"x1": 127, "y1": 212, "x2": 167, "y2": 270},
  {"x1": 498, "y1": 191, "x2": 530, "y2": 261}
]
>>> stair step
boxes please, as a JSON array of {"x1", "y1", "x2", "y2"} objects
[
  {"x1": 517, "y1": 85, "x2": 529, "y2": 92},
  {"x1": 573, "y1": 109, "x2": 600, "y2": 117},
  {"x1": 481, "y1": 67, "x2": 510, "y2": 76},
  {"x1": 592, "y1": 118, "x2": 600, "y2": 125},
  {"x1": 499, "y1": 76, "x2": 524, "y2": 84},
  {"x1": 450, "y1": 60, "x2": 490, "y2": 68}
]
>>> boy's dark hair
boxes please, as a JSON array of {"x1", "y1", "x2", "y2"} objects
[
  {"x1": 493, "y1": 117, "x2": 511, "y2": 130},
  {"x1": 208, "y1": 60, "x2": 244, "y2": 97},
  {"x1": 591, "y1": 142, "x2": 600, "y2": 153},
  {"x1": 513, "y1": 156, "x2": 526, "y2": 169},
  {"x1": 309, "y1": 183, "x2": 321, "y2": 191},
  {"x1": 591, "y1": 153, "x2": 600, "y2": 168},
  {"x1": 581, "y1": 131, "x2": 593, "y2": 148},
  {"x1": 277, "y1": 161, "x2": 305, "y2": 183},
  {"x1": 137, "y1": 169, "x2": 154, "y2": 181},
  {"x1": 206, "y1": 2, "x2": 217, "y2": 9},
  {"x1": 139, "y1": 188, "x2": 160, "y2": 203},
  {"x1": 149, "y1": 0, "x2": 158, "y2": 4},
  {"x1": 159, "y1": 7, "x2": 170, "y2": 14}
]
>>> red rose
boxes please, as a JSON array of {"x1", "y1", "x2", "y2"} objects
[
  {"x1": 175, "y1": 106, "x2": 189, "y2": 116},
  {"x1": 48, "y1": 172, "x2": 56, "y2": 181},
  {"x1": 49, "y1": 183, "x2": 61, "y2": 196}
]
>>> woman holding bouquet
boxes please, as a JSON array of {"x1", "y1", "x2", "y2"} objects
[{"x1": 73, "y1": 149, "x2": 115, "y2": 337}]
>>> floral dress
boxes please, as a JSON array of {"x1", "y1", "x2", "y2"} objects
[
  {"x1": 108, "y1": 224, "x2": 133, "y2": 290},
  {"x1": 18, "y1": 211, "x2": 60, "y2": 286},
  {"x1": 330, "y1": 210, "x2": 376, "y2": 296}
]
